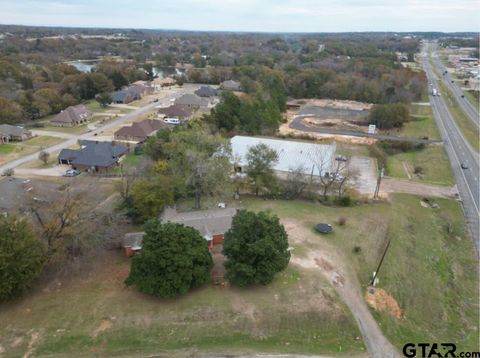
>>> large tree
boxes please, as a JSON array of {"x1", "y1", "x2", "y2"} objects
[
  {"x1": 223, "y1": 210, "x2": 290, "y2": 287},
  {"x1": 125, "y1": 221, "x2": 213, "y2": 298},
  {"x1": 245, "y1": 143, "x2": 279, "y2": 196},
  {"x1": 0, "y1": 216, "x2": 45, "y2": 300}
]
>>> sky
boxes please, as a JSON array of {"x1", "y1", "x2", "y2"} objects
[{"x1": 0, "y1": 0, "x2": 479, "y2": 33}]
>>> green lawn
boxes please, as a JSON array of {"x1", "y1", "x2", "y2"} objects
[
  {"x1": 240, "y1": 194, "x2": 479, "y2": 352},
  {"x1": 438, "y1": 81, "x2": 480, "y2": 152},
  {"x1": 0, "y1": 136, "x2": 64, "y2": 165},
  {"x1": 396, "y1": 104, "x2": 440, "y2": 140},
  {"x1": 464, "y1": 90, "x2": 480, "y2": 110},
  {"x1": 386, "y1": 145, "x2": 455, "y2": 186}
]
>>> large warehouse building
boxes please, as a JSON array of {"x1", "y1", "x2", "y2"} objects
[{"x1": 230, "y1": 136, "x2": 337, "y2": 177}]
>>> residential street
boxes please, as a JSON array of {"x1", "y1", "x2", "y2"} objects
[{"x1": 0, "y1": 89, "x2": 184, "y2": 174}]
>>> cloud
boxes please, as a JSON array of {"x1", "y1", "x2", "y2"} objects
[{"x1": 0, "y1": 0, "x2": 478, "y2": 32}]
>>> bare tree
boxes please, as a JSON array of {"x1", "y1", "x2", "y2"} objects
[
  {"x1": 309, "y1": 147, "x2": 348, "y2": 200},
  {"x1": 38, "y1": 150, "x2": 50, "y2": 165},
  {"x1": 284, "y1": 165, "x2": 309, "y2": 199}
]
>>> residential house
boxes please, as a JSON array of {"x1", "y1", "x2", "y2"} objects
[
  {"x1": 112, "y1": 90, "x2": 136, "y2": 104},
  {"x1": 121, "y1": 206, "x2": 237, "y2": 257},
  {"x1": 50, "y1": 104, "x2": 93, "y2": 127},
  {"x1": 220, "y1": 80, "x2": 241, "y2": 91},
  {"x1": 58, "y1": 140, "x2": 128, "y2": 173},
  {"x1": 152, "y1": 77, "x2": 176, "y2": 90},
  {"x1": 0, "y1": 124, "x2": 32, "y2": 143},
  {"x1": 175, "y1": 93, "x2": 209, "y2": 110},
  {"x1": 231, "y1": 135, "x2": 337, "y2": 177},
  {"x1": 195, "y1": 86, "x2": 218, "y2": 97},
  {"x1": 157, "y1": 104, "x2": 193, "y2": 120},
  {"x1": 114, "y1": 119, "x2": 167, "y2": 142}
]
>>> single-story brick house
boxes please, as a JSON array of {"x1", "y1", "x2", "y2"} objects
[
  {"x1": 50, "y1": 104, "x2": 93, "y2": 127},
  {"x1": 195, "y1": 86, "x2": 218, "y2": 98},
  {"x1": 111, "y1": 90, "x2": 137, "y2": 104},
  {"x1": 157, "y1": 104, "x2": 193, "y2": 120},
  {"x1": 58, "y1": 140, "x2": 128, "y2": 173},
  {"x1": 114, "y1": 119, "x2": 167, "y2": 142},
  {"x1": 0, "y1": 124, "x2": 32, "y2": 143},
  {"x1": 122, "y1": 207, "x2": 237, "y2": 257},
  {"x1": 175, "y1": 93, "x2": 209, "y2": 110}
]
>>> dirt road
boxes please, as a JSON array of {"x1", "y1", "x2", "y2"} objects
[
  {"x1": 381, "y1": 177, "x2": 458, "y2": 198},
  {"x1": 283, "y1": 219, "x2": 399, "y2": 358}
]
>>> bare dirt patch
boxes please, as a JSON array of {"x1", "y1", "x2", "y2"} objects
[
  {"x1": 92, "y1": 319, "x2": 113, "y2": 338},
  {"x1": 366, "y1": 288, "x2": 403, "y2": 319}
]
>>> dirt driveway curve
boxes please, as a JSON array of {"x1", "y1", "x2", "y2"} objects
[{"x1": 283, "y1": 219, "x2": 399, "y2": 358}]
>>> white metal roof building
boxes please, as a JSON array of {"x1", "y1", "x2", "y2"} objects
[{"x1": 230, "y1": 136, "x2": 336, "y2": 177}]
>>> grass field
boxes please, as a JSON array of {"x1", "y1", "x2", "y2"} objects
[
  {"x1": 386, "y1": 145, "x2": 455, "y2": 186},
  {"x1": 437, "y1": 81, "x2": 480, "y2": 152},
  {"x1": 464, "y1": 90, "x2": 480, "y2": 110},
  {"x1": 0, "y1": 136, "x2": 64, "y2": 165},
  {"x1": 0, "y1": 255, "x2": 365, "y2": 357},
  {"x1": 240, "y1": 194, "x2": 479, "y2": 352},
  {"x1": 37, "y1": 123, "x2": 90, "y2": 135},
  {"x1": 396, "y1": 104, "x2": 440, "y2": 140}
]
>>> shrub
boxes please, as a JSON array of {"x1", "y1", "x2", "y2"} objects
[
  {"x1": 414, "y1": 166, "x2": 424, "y2": 174},
  {"x1": 125, "y1": 221, "x2": 213, "y2": 298},
  {"x1": 335, "y1": 196, "x2": 352, "y2": 207},
  {"x1": 223, "y1": 210, "x2": 290, "y2": 287},
  {"x1": 353, "y1": 246, "x2": 362, "y2": 254},
  {"x1": 338, "y1": 217, "x2": 347, "y2": 226},
  {"x1": 0, "y1": 216, "x2": 45, "y2": 300}
]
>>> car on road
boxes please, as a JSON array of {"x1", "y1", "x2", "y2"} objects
[
  {"x1": 63, "y1": 169, "x2": 80, "y2": 177},
  {"x1": 153, "y1": 98, "x2": 159, "y2": 103},
  {"x1": 460, "y1": 163, "x2": 469, "y2": 170},
  {"x1": 461, "y1": 94, "x2": 465, "y2": 98}
]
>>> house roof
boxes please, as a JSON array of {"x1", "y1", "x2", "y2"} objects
[
  {"x1": 161, "y1": 207, "x2": 237, "y2": 239},
  {"x1": 58, "y1": 140, "x2": 128, "y2": 168},
  {"x1": 114, "y1": 119, "x2": 166, "y2": 139},
  {"x1": 51, "y1": 104, "x2": 92, "y2": 124},
  {"x1": 124, "y1": 84, "x2": 147, "y2": 97},
  {"x1": 112, "y1": 90, "x2": 132, "y2": 102},
  {"x1": 152, "y1": 77, "x2": 176, "y2": 85},
  {"x1": 157, "y1": 104, "x2": 193, "y2": 119},
  {"x1": 220, "y1": 80, "x2": 241, "y2": 90},
  {"x1": 0, "y1": 124, "x2": 31, "y2": 137},
  {"x1": 231, "y1": 136, "x2": 337, "y2": 177},
  {"x1": 195, "y1": 86, "x2": 218, "y2": 97},
  {"x1": 175, "y1": 93, "x2": 209, "y2": 107}
]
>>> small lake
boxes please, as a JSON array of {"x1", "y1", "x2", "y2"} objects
[{"x1": 67, "y1": 60, "x2": 186, "y2": 78}]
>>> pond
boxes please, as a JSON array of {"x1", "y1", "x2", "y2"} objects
[{"x1": 66, "y1": 61, "x2": 186, "y2": 78}]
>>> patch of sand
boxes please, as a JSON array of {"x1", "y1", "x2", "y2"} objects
[{"x1": 365, "y1": 288, "x2": 403, "y2": 319}]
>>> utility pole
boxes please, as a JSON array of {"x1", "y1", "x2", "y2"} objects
[
  {"x1": 373, "y1": 166, "x2": 384, "y2": 199},
  {"x1": 370, "y1": 233, "x2": 392, "y2": 286}
]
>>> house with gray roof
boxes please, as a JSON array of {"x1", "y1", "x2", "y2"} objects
[
  {"x1": 220, "y1": 80, "x2": 241, "y2": 91},
  {"x1": 114, "y1": 119, "x2": 167, "y2": 142},
  {"x1": 195, "y1": 86, "x2": 218, "y2": 97},
  {"x1": 175, "y1": 93, "x2": 209, "y2": 110},
  {"x1": 0, "y1": 124, "x2": 32, "y2": 143},
  {"x1": 112, "y1": 90, "x2": 136, "y2": 104},
  {"x1": 58, "y1": 140, "x2": 128, "y2": 173},
  {"x1": 50, "y1": 104, "x2": 93, "y2": 127},
  {"x1": 157, "y1": 104, "x2": 193, "y2": 120},
  {"x1": 121, "y1": 206, "x2": 237, "y2": 256}
]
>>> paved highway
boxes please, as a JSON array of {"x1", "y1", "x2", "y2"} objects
[
  {"x1": 423, "y1": 53, "x2": 479, "y2": 253},
  {"x1": 429, "y1": 42, "x2": 479, "y2": 128}
]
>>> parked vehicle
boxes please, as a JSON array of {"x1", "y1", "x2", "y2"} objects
[
  {"x1": 335, "y1": 155, "x2": 347, "y2": 162},
  {"x1": 63, "y1": 169, "x2": 80, "y2": 177},
  {"x1": 163, "y1": 117, "x2": 180, "y2": 125},
  {"x1": 460, "y1": 163, "x2": 469, "y2": 170}
]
